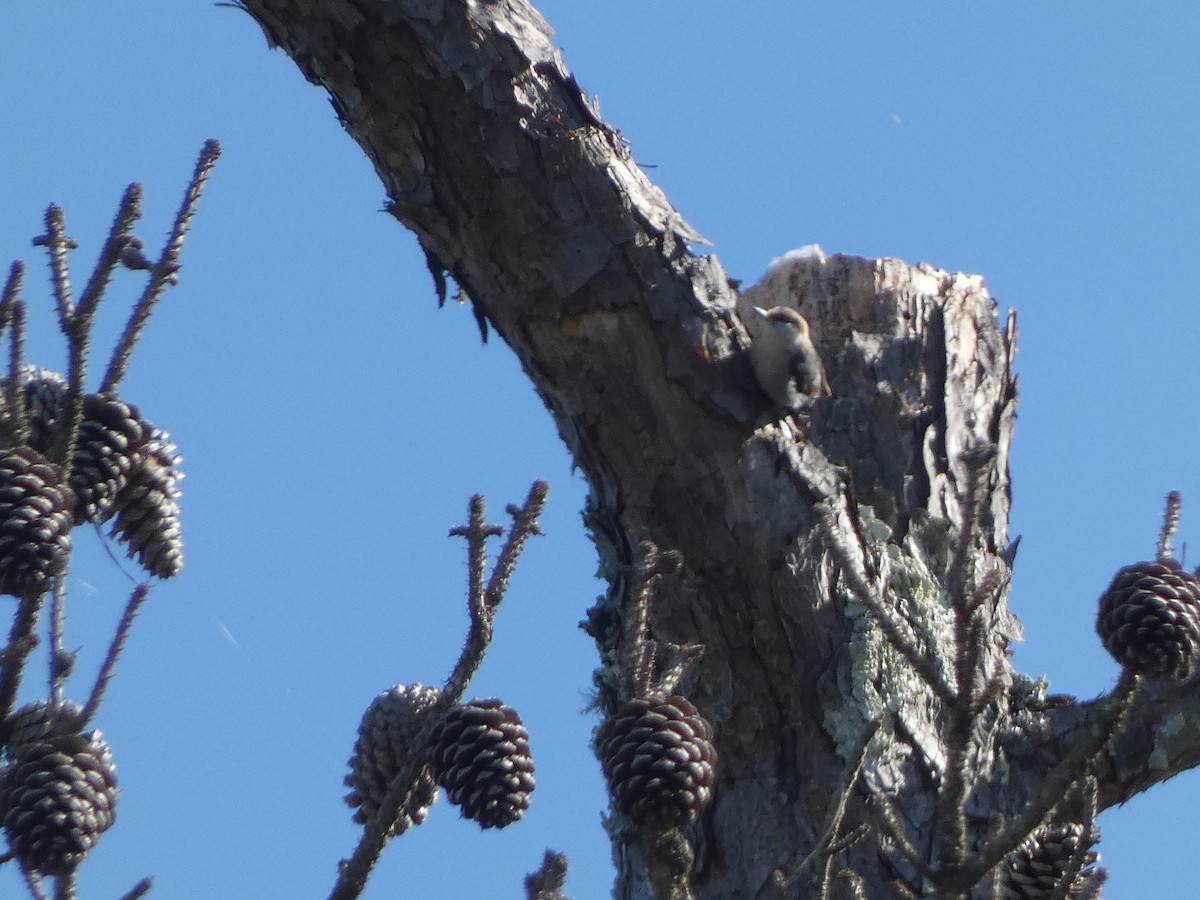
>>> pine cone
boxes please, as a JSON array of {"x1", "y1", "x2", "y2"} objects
[
  {"x1": 0, "y1": 446, "x2": 73, "y2": 600},
  {"x1": 70, "y1": 393, "x2": 150, "y2": 524},
  {"x1": 18, "y1": 368, "x2": 67, "y2": 456},
  {"x1": 429, "y1": 699, "x2": 535, "y2": 829},
  {"x1": 108, "y1": 430, "x2": 184, "y2": 578},
  {"x1": 1096, "y1": 560, "x2": 1200, "y2": 678},
  {"x1": 1001, "y1": 822, "x2": 1100, "y2": 899},
  {"x1": 596, "y1": 695, "x2": 716, "y2": 829},
  {"x1": 0, "y1": 731, "x2": 118, "y2": 876},
  {"x1": 344, "y1": 684, "x2": 441, "y2": 831},
  {"x1": 3, "y1": 700, "x2": 83, "y2": 763}
]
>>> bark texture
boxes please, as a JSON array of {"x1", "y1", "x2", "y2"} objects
[{"x1": 233, "y1": 1, "x2": 1200, "y2": 896}]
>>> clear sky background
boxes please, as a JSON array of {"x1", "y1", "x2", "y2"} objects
[{"x1": 2, "y1": 3, "x2": 1198, "y2": 898}]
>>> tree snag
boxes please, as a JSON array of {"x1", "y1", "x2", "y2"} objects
[{"x1": 230, "y1": 3, "x2": 1200, "y2": 896}]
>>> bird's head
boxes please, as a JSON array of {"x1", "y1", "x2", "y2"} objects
[{"x1": 754, "y1": 305, "x2": 811, "y2": 338}]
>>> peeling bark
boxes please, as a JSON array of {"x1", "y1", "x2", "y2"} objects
[{"x1": 232, "y1": 2, "x2": 1200, "y2": 896}]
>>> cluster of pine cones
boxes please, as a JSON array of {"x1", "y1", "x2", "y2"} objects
[
  {"x1": 344, "y1": 686, "x2": 536, "y2": 831},
  {"x1": 0, "y1": 368, "x2": 183, "y2": 600},
  {"x1": 1096, "y1": 559, "x2": 1200, "y2": 679},
  {"x1": 0, "y1": 370, "x2": 183, "y2": 877},
  {"x1": 344, "y1": 685, "x2": 717, "y2": 836}
]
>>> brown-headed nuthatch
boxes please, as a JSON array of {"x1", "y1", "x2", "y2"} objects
[{"x1": 749, "y1": 306, "x2": 830, "y2": 411}]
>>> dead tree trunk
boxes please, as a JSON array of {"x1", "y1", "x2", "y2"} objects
[{"x1": 235, "y1": 2, "x2": 1200, "y2": 896}]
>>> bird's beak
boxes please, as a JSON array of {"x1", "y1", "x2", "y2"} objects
[{"x1": 753, "y1": 307, "x2": 767, "y2": 317}]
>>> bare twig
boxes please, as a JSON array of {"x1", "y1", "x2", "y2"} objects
[
  {"x1": 444, "y1": 495, "x2": 503, "y2": 702},
  {"x1": 33, "y1": 205, "x2": 76, "y2": 330},
  {"x1": 102, "y1": 140, "x2": 221, "y2": 393},
  {"x1": 0, "y1": 261, "x2": 22, "y2": 324},
  {"x1": 816, "y1": 503, "x2": 956, "y2": 706},
  {"x1": 0, "y1": 596, "x2": 43, "y2": 725},
  {"x1": 116, "y1": 878, "x2": 154, "y2": 900},
  {"x1": 937, "y1": 444, "x2": 998, "y2": 873},
  {"x1": 19, "y1": 864, "x2": 48, "y2": 900},
  {"x1": 873, "y1": 794, "x2": 936, "y2": 881},
  {"x1": 970, "y1": 655, "x2": 1008, "y2": 722},
  {"x1": 643, "y1": 826, "x2": 696, "y2": 900},
  {"x1": 0, "y1": 263, "x2": 23, "y2": 429},
  {"x1": 33, "y1": 202, "x2": 91, "y2": 468},
  {"x1": 653, "y1": 640, "x2": 704, "y2": 699},
  {"x1": 624, "y1": 543, "x2": 656, "y2": 699},
  {"x1": 52, "y1": 871, "x2": 75, "y2": 900},
  {"x1": 76, "y1": 184, "x2": 143, "y2": 328},
  {"x1": 620, "y1": 541, "x2": 683, "y2": 699},
  {"x1": 937, "y1": 673, "x2": 1137, "y2": 893},
  {"x1": 48, "y1": 579, "x2": 68, "y2": 703},
  {"x1": 485, "y1": 480, "x2": 549, "y2": 608},
  {"x1": 7, "y1": 300, "x2": 28, "y2": 445},
  {"x1": 1157, "y1": 490, "x2": 1183, "y2": 562},
  {"x1": 78, "y1": 583, "x2": 152, "y2": 728},
  {"x1": 1047, "y1": 782, "x2": 1100, "y2": 900},
  {"x1": 20, "y1": 867, "x2": 48, "y2": 900},
  {"x1": 790, "y1": 720, "x2": 878, "y2": 892}
]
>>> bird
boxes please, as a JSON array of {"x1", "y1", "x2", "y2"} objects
[{"x1": 748, "y1": 306, "x2": 830, "y2": 411}]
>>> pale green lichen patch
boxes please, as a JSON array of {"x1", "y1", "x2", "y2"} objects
[
  {"x1": 824, "y1": 505, "x2": 957, "y2": 770},
  {"x1": 1149, "y1": 708, "x2": 1193, "y2": 771}
]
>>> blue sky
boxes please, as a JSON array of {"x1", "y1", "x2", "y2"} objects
[{"x1": 2, "y1": 3, "x2": 1199, "y2": 897}]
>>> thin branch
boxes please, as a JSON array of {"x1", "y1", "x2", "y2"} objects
[
  {"x1": 624, "y1": 543, "x2": 656, "y2": 700},
  {"x1": 0, "y1": 261, "x2": 22, "y2": 321},
  {"x1": 653, "y1": 640, "x2": 704, "y2": 699},
  {"x1": 445, "y1": 495, "x2": 503, "y2": 702},
  {"x1": 48, "y1": 579, "x2": 68, "y2": 704},
  {"x1": 620, "y1": 541, "x2": 682, "y2": 700},
  {"x1": 7, "y1": 300, "x2": 28, "y2": 445},
  {"x1": 642, "y1": 826, "x2": 696, "y2": 900},
  {"x1": 116, "y1": 878, "x2": 154, "y2": 900},
  {"x1": 484, "y1": 480, "x2": 550, "y2": 608},
  {"x1": 77, "y1": 583, "x2": 152, "y2": 728},
  {"x1": 330, "y1": 705, "x2": 445, "y2": 899},
  {"x1": 36, "y1": 199, "x2": 98, "y2": 468},
  {"x1": 102, "y1": 140, "x2": 221, "y2": 393},
  {"x1": 75, "y1": 184, "x2": 144, "y2": 328},
  {"x1": 0, "y1": 263, "x2": 23, "y2": 429},
  {"x1": 816, "y1": 503, "x2": 956, "y2": 706},
  {"x1": 970, "y1": 655, "x2": 1007, "y2": 721},
  {"x1": 32, "y1": 205, "x2": 76, "y2": 330},
  {"x1": 947, "y1": 444, "x2": 998, "y2": 708},
  {"x1": 0, "y1": 596, "x2": 43, "y2": 725},
  {"x1": 52, "y1": 871, "x2": 75, "y2": 900},
  {"x1": 937, "y1": 445, "x2": 999, "y2": 873},
  {"x1": 937, "y1": 673, "x2": 1137, "y2": 893},
  {"x1": 790, "y1": 720, "x2": 878, "y2": 891},
  {"x1": 873, "y1": 793, "x2": 936, "y2": 881},
  {"x1": 20, "y1": 865, "x2": 48, "y2": 900},
  {"x1": 1157, "y1": 490, "x2": 1182, "y2": 562},
  {"x1": 1047, "y1": 782, "x2": 1100, "y2": 900}
]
